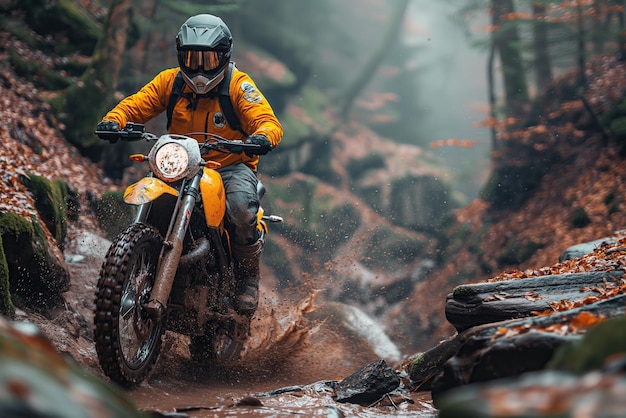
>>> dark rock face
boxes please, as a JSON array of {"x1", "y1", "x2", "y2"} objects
[
  {"x1": 334, "y1": 359, "x2": 401, "y2": 405},
  {"x1": 1, "y1": 215, "x2": 69, "y2": 312}
]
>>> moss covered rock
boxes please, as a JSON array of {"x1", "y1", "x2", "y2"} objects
[
  {"x1": 0, "y1": 234, "x2": 15, "y2": 318},
  {"x1": 262, "y1": 173, "x2": 427, "y2": 290},
  {"x1": 21, "y1": 173, "x2": 70, "y2": 248},
  {"x1": 0, "y1": 212, "x2": 69, "y2": 311},
  {"x1": 0, "y1": 317, "x2": 145, "y2": 417}
]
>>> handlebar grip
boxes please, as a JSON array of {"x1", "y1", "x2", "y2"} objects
[
  {"x1": 120, "y1": 123, "x2": 145, "y2": 141},
  {"x1": 95, "y1": 130, "x2": 121, "y2": 142},
  {"x1": 96, "y1": 123, "x2": 150, "y2": 142}
]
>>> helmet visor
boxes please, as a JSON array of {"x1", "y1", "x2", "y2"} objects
[{"x1": 181, "y1": 50, "x2": 221, "y2": 71}]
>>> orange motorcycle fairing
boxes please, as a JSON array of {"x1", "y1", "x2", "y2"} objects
[
  {"x1": 257, "y1": 206, "x2": 268, "y2": 235},
  {"x1": 200, "y1": 167, "x2": 226, "y2": 227},
  {"x1": 124, "y1": 177, "x2": 179, "y2": 205}
]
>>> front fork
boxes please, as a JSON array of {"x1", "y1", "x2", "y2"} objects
[{"x1": 144, "y1": 174, "x2": 202, "y2": 319}]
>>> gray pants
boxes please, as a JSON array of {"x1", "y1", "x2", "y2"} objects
[{"x1": 218, "y1": 163, "x2": 260, "y2": 246}]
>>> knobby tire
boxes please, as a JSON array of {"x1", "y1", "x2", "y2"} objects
[{"x1": 94, "y1": 223, "x2": 164, "y2": 388}]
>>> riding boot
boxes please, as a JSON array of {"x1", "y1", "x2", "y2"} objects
[{"x1": 232, "y1": 238, "x2": 263, "y2": 316}]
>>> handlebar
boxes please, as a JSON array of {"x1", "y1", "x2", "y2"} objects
[
  {"x1": 202, "y1": 139, "x2": 260, "y2": 155},
  {"x1": 96, "y1": 123, "x2": 262, "y2": 155},
  {"x1": 95, "y1": 122, "x2": 157, "y2": 142}
]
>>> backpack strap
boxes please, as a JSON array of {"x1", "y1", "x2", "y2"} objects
[
  {"x1": 218, "y1": 62, "x2": 247, "y2": 136},
  {"x1": 166, "y1": 63, "x2": 247, "y2": 136},
  {"x1": 166, "y1": 72, "x2": 186, "y2": 131}
]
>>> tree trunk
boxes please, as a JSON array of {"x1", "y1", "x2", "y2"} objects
[
  {"x1": 616, "y1": 0, "x2": 626, "y2": 60},
  {"x1": 338, "y1": 0, "x2": 410, "y2": 122},
  {"x1": 491, "y1": 0, "x2": 528, "y2": 114},
  {"x1": 140, "y1": 0, "x2": 159, "y2": 76},
  {"x1": 533, "y1": 2, "x2": 552, "y2": 93},
  {"x1": 487, "y1": 42, "x2": 498, "y2": 151},
  {"x1": 96, "y1": 0, "x2": 133, "y2": 92},
  {"x1": 60, "y1": 0, "x2": 132, "y2": 153},
  {"x1": 576, "y1": 0, "x2": 587, "y2": 87}
]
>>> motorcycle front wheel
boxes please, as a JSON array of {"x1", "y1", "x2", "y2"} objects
[{"x1": 94, "y1": 223, "x2": 165, "y2": 387}]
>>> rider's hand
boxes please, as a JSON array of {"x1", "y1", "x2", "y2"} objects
[
  {"x1": 95, "y1": 120, "x2": 120, "y2": 143},
  {"x1": 245, "y1": 135, "x2": 272, "y2": 156}
]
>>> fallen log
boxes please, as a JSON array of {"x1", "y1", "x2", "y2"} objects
[
  {"x1": 436, "y1": 316, "x2": 626, "y2": 417},
  {"x1": 445, "y1": 270, "x2": 623, "y2": 332},
  {"x1": 409, "y1": 294, "x2": 626, "y2": 398}
]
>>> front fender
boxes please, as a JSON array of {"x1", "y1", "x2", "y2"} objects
[{"x1": 124, "y1": 177, "x2": 179, "y2": 205}]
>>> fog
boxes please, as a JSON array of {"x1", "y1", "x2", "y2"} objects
[{"x1": 407, "y1": 1, "x2": 492, "y2": 199}]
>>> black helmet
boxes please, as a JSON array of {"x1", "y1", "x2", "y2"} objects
[{"x1": 176, "y1": 14, "x2": 233, "y2": 95}]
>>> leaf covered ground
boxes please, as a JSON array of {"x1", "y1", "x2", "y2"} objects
[{"x1": 397, "y1": 54, "x2": 626, "y2": 351}]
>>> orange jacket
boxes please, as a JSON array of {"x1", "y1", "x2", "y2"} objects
[{"x1": 102, "y1": 66, "x2": 282, "y2": 172}]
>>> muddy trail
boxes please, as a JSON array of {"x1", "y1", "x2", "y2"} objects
[{"x1": 23, "y1": 226, "x2": 437, "y2": 417}]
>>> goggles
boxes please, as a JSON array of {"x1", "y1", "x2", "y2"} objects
[{"x1": 181, "y1": 50, "x2": 221, "y2": 71}]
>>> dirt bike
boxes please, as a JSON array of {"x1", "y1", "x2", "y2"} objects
[{"x1": 93, "y1": 123, "x2": 282, "y2": 387}]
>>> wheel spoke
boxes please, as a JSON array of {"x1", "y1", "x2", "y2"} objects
[
  {"x1": 118, "y1": 239, "x2": 159, "y2": 367},
  {"x1": 120, "y1": 292, "x2": 136, "y2": 319}
]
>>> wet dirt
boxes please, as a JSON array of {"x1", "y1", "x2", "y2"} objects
[
  {"x1": 122, "y1": 292, "x2": 438, "y2": 417},
  {"x1": 30, "y1": 228, "x2": 437, "y2": 417}
]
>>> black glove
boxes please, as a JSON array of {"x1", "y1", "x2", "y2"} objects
[
  {"x1": 245, "y1": 135, "x2": 272, "y2": 156},
  {"x1": 95, "y1": 120, "x2": 120, "y2": 143}
]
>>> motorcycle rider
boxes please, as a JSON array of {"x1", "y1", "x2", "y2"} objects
[{"x1": 96, "y1": 13, "x2": 283, "y2": 316}]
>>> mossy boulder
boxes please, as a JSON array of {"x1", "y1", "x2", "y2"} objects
[
  {"x1": 0, "y1": 233, "x2": 14, "y2": 318},
  {"x1": 602, "y1": 94, "x2": 626, "y2": 150},
  {"x1": 0, "y1": 317, "x2": 146, "y2": 417},
  {"x1": 341, "y1": 138, "x2": 461, "y2": 233},
  {"x1": 10, "y1": 0, "x2": 102, "y2": 56},
  {"x1": 388, "y1": 175, "x2": 458, "y2": 232},
  {"x1": 495, "y1": 237, "x2": 545, "y2": 267},
  {"x1": 262, "y1": 173, "x2": 428, "y2": 289},
  {"x1": 265, "y1": 175, "x2": 360, "y2": 262},
  {"x1": 549, "y1": 315, "x2": 626, "y2": 374},
  {"x1": 0, "y1": 212, "x2": 69, "y2": 312},
  {"x1": 21, "y1": 173, "x2": 71, "y2": 249}
]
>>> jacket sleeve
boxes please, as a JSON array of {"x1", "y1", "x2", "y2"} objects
[
  {"x1": 230, "y1": 70, "x2": 283, "y2": 148},
  {"x1": 101, "y1": 69, "x2": 176, "y2": 128}
]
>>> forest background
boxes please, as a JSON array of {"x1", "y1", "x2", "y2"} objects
[{"x1": 2, "y1": 0, "x2": 626, "y2": 358}]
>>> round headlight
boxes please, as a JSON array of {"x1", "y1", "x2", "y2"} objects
[{"x1": 153, "y1": 142, "x2": 189, "y2": 181}]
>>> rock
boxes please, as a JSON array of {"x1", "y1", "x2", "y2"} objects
[
  {"x1": 445, "y1": 270, "x2": 623, "y2": 332},
  {"x1": 1, "y1": 212, "x2": 69, "y2": 311},
  {"x1": 435, "y1": 369, "x2": 598, "y2": 418},
  {"x1": 0, "y1": 317, "x2": 144, "y2": 417},
  {"x1": 436, "y1": 317, "x2": 626, "y2": 417},
  {"x1": 334, "y1": 359, "x2": 401, "y2": 405},
  {"x1": 407, "y1": 336, "x2": 464, "y2": 392},
  {"x1": 410, "y1": 294, "x2": 626, "y2": 402},
  {"x1": 549, "y1": 315, "x2": 626, "y2": 374},
  {"x1": 430, "y1": 331, "x2": 578, "y2": 406},
  {"x1": 559, "y1": 234, "x2": 624, "y2": 261}
]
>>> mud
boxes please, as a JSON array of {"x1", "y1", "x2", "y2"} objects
[{"x1": 28, "y1": 228, "x2": 437, "y2": 417}]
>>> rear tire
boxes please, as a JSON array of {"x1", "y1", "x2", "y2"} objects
[{"x1": 94, "y1": 223, "x2": 165, "y2": 387}]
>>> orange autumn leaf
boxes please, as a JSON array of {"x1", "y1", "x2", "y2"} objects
[{"x1": 570, "y1": 311, "x2": 605, "y2": 329}]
